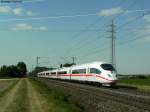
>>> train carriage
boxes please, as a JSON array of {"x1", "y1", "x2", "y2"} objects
[
  {"x1": 57, "y1": 68, "x2": 70, "y2": 80},
  {"x1": 37, "y1": 61, "x2": 117, "y2": 86}
]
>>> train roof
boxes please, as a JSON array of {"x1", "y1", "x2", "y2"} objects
[
  {"x1": 71, "y1": 61, "x2": 108, "y2": 67},
  {"x1": 38, "y1": 61, "x2": 110, "y2": 73}
]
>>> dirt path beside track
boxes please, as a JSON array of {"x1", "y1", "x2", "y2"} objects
[
  {"x1": 0, "y1": 78, "x2": 81, "y2": 112},
  {"x1": 26, "y1": 78, "x2": 50, "y2": 112},
  {"x1": 0, "y1": 79, "x2": 22, "y2": 112},
  {"x1": 0, "y1": 78, "x2": 50, "y2": 112}
]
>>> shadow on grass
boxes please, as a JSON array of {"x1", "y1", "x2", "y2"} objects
[{"x1": 112, "y1": 85, "x2": 138, "y2": 90}]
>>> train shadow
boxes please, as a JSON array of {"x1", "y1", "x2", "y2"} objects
[
  {"x1": 39, "y1": 77, "x2": 138, "y2": 90},
  {"x1": 109, "y1": 85, "x2": 138, "y2": 90}
]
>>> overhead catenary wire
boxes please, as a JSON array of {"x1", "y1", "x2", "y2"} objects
[
  {"x1": 0, "y1": 13, "x2": 99, "y2": 22},
  {"x1": 75, "y1": 9, "x2": 150, "y2": 60},
  {"x1": 0, "y1": 0, "x2": 148, "y2": 67},
  {"x1": 59, "y1": 0, "x2": 134, "y2": 58},
  {"x1": 77, "y1": 28, "x2": 149, "y2": 60},
  {"x1": 64, "y1": 0, "x2": 139, "y2": 57},
  {"x1": 74, "y1": 26, "x2": 141, "y2": 59}
]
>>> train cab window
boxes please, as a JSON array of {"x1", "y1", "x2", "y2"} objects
[
  {"x1": 101, "y1": 64, "x2": 115, "y2": 71},
  {"x1": 72, "y1": 69, "x2": 86, "y2": 74},
  {"x1": 90, "y1": 68, "x2": 101, "y2": 74}
]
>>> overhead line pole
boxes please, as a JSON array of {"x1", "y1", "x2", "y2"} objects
[
  {"x1": 72, "y1": 56, "x2": 76, "y2": 65},
  {"x1": 36, "y1": 56, "x2": 50, "y2": 68},
  {"x1": 108, "y1": 20, "x2": 116, "y2": 69},
  {"x1": 36, "y1": 56, "x2": 40, "y2": 67}
]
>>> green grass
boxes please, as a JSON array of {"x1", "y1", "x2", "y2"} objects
[
  {"x1": 0, "y1": 79, "x2": 19, "y2": 98},
  {"x1": 5, "y1": 79, "x2": 29, "y2": 112},
  {"x1": 118, "y1": 78, "x2": 150, "y2": 91},
  {"x1": 29, "y1": 78, "x2": 84, "y2": 112},
  {"x1": 118, "y1": 78, "x2": 150, "y2": 86}
]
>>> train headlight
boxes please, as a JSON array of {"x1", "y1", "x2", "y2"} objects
[{"x1": 107, "y1": 74, "x2": 111, "y2": 78}]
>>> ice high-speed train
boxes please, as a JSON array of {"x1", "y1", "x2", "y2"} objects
[{"x1": 37, "y1": 61, "x2": 117, "y2": 86}]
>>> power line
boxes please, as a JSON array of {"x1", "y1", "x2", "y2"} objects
[
  {"x1": 67, "y1": 0, "x2": 148, "y2": 64},
  {"x1": 65, "y1": 0, "x2": 139, "y2": 57},
  {"x1": 63, "y1": 17, "x2": 104, "y2": 54},
  {"x1": 0, "y1": 13, "x2": 99, "y2": 22},
  {"x1": 36, "y1": 56, "x2": 51, "y2": 67},
  {"x1": 78, "y1": 24, "x2": 150, "y2": 59},
  {"x1": 65, "y1": 10, "x2": 146, "y2": 57}
]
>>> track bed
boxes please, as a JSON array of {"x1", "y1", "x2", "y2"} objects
[{"x1": 37, "y1": 77, "x2": 150, "y2": 112}]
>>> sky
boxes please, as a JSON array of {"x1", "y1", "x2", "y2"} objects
[{"x1": 0, "y1": 0, "x2": 150, "y2": 74}]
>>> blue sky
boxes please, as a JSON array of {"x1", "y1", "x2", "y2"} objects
[{"x1": 0, "y1": 0, "x2": 150, "y2": 74}]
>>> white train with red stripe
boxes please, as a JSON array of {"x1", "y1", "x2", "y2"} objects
[{"x1": 37, "y1": 61, "x2": 117, "y2": 86}]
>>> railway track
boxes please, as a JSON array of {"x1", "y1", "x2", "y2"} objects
[{"x1": 36, "y1": 78, "x2": 150, "y2": 112}]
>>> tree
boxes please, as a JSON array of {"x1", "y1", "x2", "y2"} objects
[
  {"x1": 17, "y1": 62, "x2": 27, "y2": 77},
  {"x1": 0, "y1": 62, "x2": 27, "y2": 78},
  {"x1": 8, "y1": 65, "x2": 20, "y2": 77},
  {"x1": 0, "y1": 65, "x2": 8, "y2": 77},
  {"x1": 29, "y1": 66, "x2": 54, "y2": 77}
]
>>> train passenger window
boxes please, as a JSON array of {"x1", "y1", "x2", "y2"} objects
[
  {"x1": 90, "y1": 68, "x2": 101, "y2": 74},
  {"x1": 46, "y1": 73, "x2": 49, "y2": 75},
  {"x1": 51, "y1": 72, "x2": 56, "y2": 75},
  {"x1": 58, "y1": 71, "x2": 67, "y2": 74},
  {"x1": 72, "y1": 69, "x2": 86, "y2": 74},
  {"x1": 101, "y1": 64, "x2": 115, "y2": 71}
]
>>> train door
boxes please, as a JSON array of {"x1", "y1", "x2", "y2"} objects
[
  {"x1": 56, "y1": 72, "x2": 58, "y2": 79},
  {"x1": 69, "y1": 69, "x2": 71, "y2": 80},
  {"x1": 89, "y1": 68, "x2": 98, "y2": 82},
  {"x1": 85, "y1": 67, "x2": 89, "y2": 81}
]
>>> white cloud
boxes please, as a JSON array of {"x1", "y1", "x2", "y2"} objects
[
  {"x1": 12, "y1": 23, "x2": 33, "y2": 30},
  {"x1": 143, "y1": 15, "x2": 150, "y2": 22},
  {"x1": 26, "y1": 11, "x2": 34, "y2": 16},
  {"x1": 100, "y1": 7, "x2": 123, "y2": 16},
  {"x1": 144, "y1": 36, "x2": 150, "y2": 41},
  {"x1": 23, "y1": 0, "x2": 44, "y2": 3},
  {"x1": 140, "y1": 25, "x2": 150, "y2": 34},
  {"x1": 0, "y1": 6, "x2": 34, "y2": 16},
  {"x1": 0, "y1": 6, "x2": 11, "y2": 13},
  {"x1": 13, "y1": 8, "x2": 24, "y2": 16},
  {"x1": 12, "y1": 23, "x2": 48, "y2": 31},
  {"x1": 38, "y1": 26, "x2": 48, "y2": 31}
]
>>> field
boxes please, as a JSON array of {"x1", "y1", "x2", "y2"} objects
[
  {"x1": 0, "y1": 78, "x2": 83, "y2": 112},
  {"x1": 0, "y1": 76, "x2": 149, "y2": 112},
  {"x1": 118, "y1": 77, "x2": 150, "y2": 91}
]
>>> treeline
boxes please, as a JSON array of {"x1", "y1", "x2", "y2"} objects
[
  {"x1": 118, "y1": 74, "x2": 150, "y2": 79},
  {"x1": 29, "y1": 63, "x2": 75, "y2": 77},
  {"x1": 30, "y1": 67, "x2": 55, "y2": 77},
  {"x1": 0, "y1": 62, "x2": 27, "y2": 78}
]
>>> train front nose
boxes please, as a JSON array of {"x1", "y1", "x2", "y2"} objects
[
  {"x1": 110, "y1": 72, "x2": 118, "y2": 85},
  {"x1": 107, "y1": 71, "x2": 117, "y2": 80},
  {"x1": 107, "y1": 71, "x2": 118, "y2": 84}
]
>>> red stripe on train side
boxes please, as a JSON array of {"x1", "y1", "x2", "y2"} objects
[
  {"x1": 57, "y1": 74, "x2": 113, "y2": 81},
  {"x1": 95, "y1": 75, "x2": 113, "y2": 81}
]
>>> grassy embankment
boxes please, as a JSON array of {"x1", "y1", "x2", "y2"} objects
[
  {"x1": 0, "y1": 78, "x2": 83, "y2": 112},
  {"x1": 0, "y1": 79, "x2": 19, "y2": 97},
  {"x1": 118, "y1": 77, "x2": 150, "y2": 91},
  {"x1": 29, "y1": 78, "x2": 83, "y2": 112}
]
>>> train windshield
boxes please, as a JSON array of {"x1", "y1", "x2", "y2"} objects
[{"x1": 101, "y1": 64, "x2": 115, "y2": 71}]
